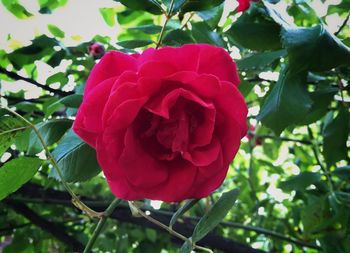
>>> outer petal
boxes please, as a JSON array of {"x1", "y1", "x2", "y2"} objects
[
  {"x1": 136, "y1": 45, "x2": 200, "y2": 72},
  {"x1": 215, "y1": 81, "x2": 248, "y2": 137},
  {"x1": 84, "y1": 51, "x2": 137, "y2": 95},
  {"x1": 196, "y1": 44, "x2": 240, "y2": 85},
  {"x1": 73, "y1": 77, "x2": 116, "y2": 147}
]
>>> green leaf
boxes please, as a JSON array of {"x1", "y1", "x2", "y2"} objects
[
  {"x1": 197, "y1": 3, "x2": 224, "y2": 28},
  {"x1": 47, "y1": 24, "x2": 65, "y2": 38},
  {"x1": 116, "y1": 0, "x2": 162, "y2": 15},
  {"x1": 301, "y1": 195, "x2": 329, "y2": 235},
  {"x1": 99, "y1": 8, "x2": 116, "y2": 27},
  {"x1": 333, "y1": 166, "x2": 350, "y2": 181},
  {"x1": 117, "y1": 40, "x2": 154, "y2": 49},
  {"x1": 50, "y1": 130, "x2": 101, "y2": 182},
  {"x1": 192, "y1": 188, "x2": 239, "y2": 242},
  {"x1": 257, "y1": 67, "x2": 313, "y2": 135},
  {"x1": 128, "y1": 25, "x2": 162, "y2": 34},
  {"x1": 0, "y1": 116, "x2": 28, "y2": 156},
  {"x1": 179, "y1": 240, "x2": 192, "y2": 253},
  {"x1": 226, "y1": 7, "x2": 282, "y2": 51},
  {"x1": 46, "y1": 72, "x2": 68, "y2": 87},
  {"x1": 28, "y1": 119, "x2": 73, "y2": 155},
  {"x1": 8, "y1": 35, "x2": 59, "y2": 69},
  {"x1": 1, "y1": 0, "x2": 33, "y2": 19},
  {"x1": 169, "y1": 199, "x2": 199, "y2": 228},
  {"x1": 0, "y1": 157, "x2": 42, "y2": 200},
  {"x1": 180, "y1": 0, "x2": 224, "y2": 13},
  {"x1": 298, "y1": 86, "x2": 337, "y2": 125},
  {"x1": 236, "y1": 50, "x2": 287, "y2": 71},
  {"x1": 163, "y1": 29, "x2": 195, "y2": 46},
  {"x1": 323, "y1": 107, "x2": 349, "y2": 166},
  {"x1": 57, "y1": 94, "x2": 83, "y2": 108},
  {"x1": 282, "y1": 25, "x2": 350, "y2": 72},
  {"x1": 191, "y1": 22, "x2": 225, "y2": 47},
  {"x1": 47, "y1": 49, "x2": 67, "y2": 67},
  {"x1": 279, "y1": 172, "x2": 322, "y2": 192}
]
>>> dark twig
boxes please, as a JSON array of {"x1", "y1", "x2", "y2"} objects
[
  {"x1": 11, "y1": 183, "x2": 321, "y2": 251},
  {"x1": 0, "y1": 67, "x2": 73, "y2": 96},
  {"x1": 334, "y1": 12, "x2": 350, "y2": 36},
  {"x1": 4, "y1": 200, "x2": 84, "y2": 252}
]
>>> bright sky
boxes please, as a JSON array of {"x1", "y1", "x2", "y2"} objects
[
  {"x1": 0, "y1": 0, "x2": 345, "y2": 100},
  {"x1": 0, "y1": 0, "x2": 121, "y2": 50}
]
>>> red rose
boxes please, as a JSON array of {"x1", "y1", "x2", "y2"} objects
[
  {"x1": 237, "y1": 0, "x2": 256, "y2": 12},
  {"x1": 73, "y1": 44, "x2": 247, "y2": 202}
]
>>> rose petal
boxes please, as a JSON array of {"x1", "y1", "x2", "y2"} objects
[
  {"x1": 165, "y1": 72, "x2": 221, "y2": 98},
  {"x1": 183, "y1": 137, "x2": 221, "y2": 166},
  {"x1": 196, "y1": 44, "x2": 240, "y2": 85},
  {"x1": 145, "y1": 88, "x2": 214, "y2": 119},
  {"x1": 84, "y1": 51, "x2": 137, "y2": 95},
  {"x1": 73, "y1": 77, "x2": 116, "y2": 147},
  {"x1": 119, "y1": 127, "x2": 168, "y2": 189},
  {"x1": 110, "y1": 71, "x2": 138, "y2": 93},
  {"x1": 138, "y1": 60, "x2": 177, "y2": 79},
  {"x1": 215, "y1": 81, "x2": 248, "y2": 137},
  {"x1": 137, "y1": 45, "x2": 201, "y2": 72},
  {"x1": 104, "y1": 97, "x2": 148, "y2": 133}
]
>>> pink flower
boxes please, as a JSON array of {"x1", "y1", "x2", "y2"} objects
[{"x1": 73, "y1": 44, "x2": 248, "y2": 202}]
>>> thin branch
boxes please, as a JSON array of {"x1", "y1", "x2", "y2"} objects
[
  {"x1": 128, "y1": 201, "x2": 213, "y2": 253},
  {"x1": 255, "y1": 133, "x2": 312, "y2": 145},
  {"x1": 4, "y1": 200, "x2": 84, "y2": 252},
  {"x1": 334, "y1": 12, "x2": 350, "y2": 36},
  {"x1": 2, "y1": 107, "x2": 102, "y2": 219},
  {"x1": 0, "y1": 67, "x2": 73, "y2": 96},
  {"x1": 180, "y1": 12, "x2": 195, "y2": 30},
  {"x1": 83, "y1": 199, "x2": 122, "y2": 253},
  {"x1": 155, "y1": 0, "x2": 175, "y2": 49},
  {"x1": 14, "y1": 183, "x2": 321, "y2": 251}
]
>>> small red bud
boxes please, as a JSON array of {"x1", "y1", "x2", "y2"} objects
[{"x1": 88, "y1": 42, "x2": 105, "y2": 58}]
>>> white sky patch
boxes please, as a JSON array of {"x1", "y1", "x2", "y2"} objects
[
  {"x1": 0, "y1": 0, "x2": 120, "y2": 50},
  {"x1": 150, "y1": 200, "x2": 162, "y2": 210}
]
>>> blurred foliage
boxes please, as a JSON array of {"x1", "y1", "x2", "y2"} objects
[{"x1": 0, "y1": 0, "x2": 349, "y2": 252}]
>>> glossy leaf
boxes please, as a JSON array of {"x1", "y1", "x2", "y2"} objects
[
  {"x1": 117, "y1": 40, "x2": 154, "y2": 49},
  {"x1": 1, "y1": 0, "x2": 32, "y2": 19},
  {"x1": 180, "y1": 0, "x2": 224, "y2": 13},
  {"x1": 226, "y1": 7, "x2": 282, "y2": 51},
  {"x1": 0, "y1": 116, "x2": 28, "y2": 156},
  {"x1": 128, "y1": 25, "x2": 162, "y2": 34},
  {"x1": 0, "y1": 157, "x2": 42, "y2": 200},
  {"x1": 163, "y1": 29, "x2": 195, "y2": 46},
  {"x1": 116, "y1": 0, "x2": 162, "y2": 15},
  {"x1": 236, "y1": 50, "x2": 287, "y2": 71},
  {"x1": 282, "y1": 25, "x2": 350, "y2": 72},
  {"x1": 257, "y1": 67, "x2": 313, "y2": 135},
  {"x1": 279, "y1": 172, "x2": 322, "y2": 192},
  {"x1": 192, "y1": 188, "x2": 239, "y2": 242},
  {"x1": 28, "y1": 119, "x2": 72, "y2": 155},
  {"x1": 48, "y1": 24, "x2": 65, "y2": 38},
  {"x1": 99, "y1": 8, "x2": 116, "y2": 27},
  {"x1": 179, "y1": 240, "x2": 192, "y2": 253},
  {"x1": 50, "y1": 130, "x2": 101, "y2": 182},
  {"x1": 323, "y1": 107, "x2": 349, "y2": 166},
  {"x1": 169, "y1": 199, "x2": 199, "y2": 228}
]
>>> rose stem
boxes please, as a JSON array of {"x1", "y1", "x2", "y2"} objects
[
  {"x1": 2, "y1": 107, "x2": 103, "y2": 219},
  {"x1": 128, "y1": 201, "x2": 214, "y2": 252},
  {"x1": 83, "y1": 198, "x2": 122, "y2": 253},
  {"x1": 155, "y1": 0, "x2": 175, "y2": 49}
]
